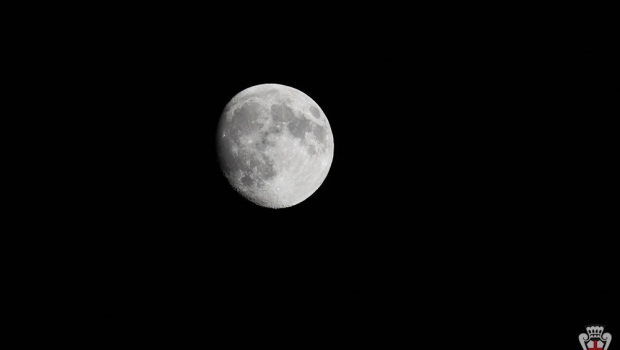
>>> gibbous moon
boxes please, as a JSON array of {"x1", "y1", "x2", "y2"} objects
[{"x1": 216, "y1": 84, "x2": 334, "y2": 208}]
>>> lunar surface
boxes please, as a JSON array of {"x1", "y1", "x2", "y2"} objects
[{"x1": 216, "y1": 84, "x2": 334, "y2": 208}]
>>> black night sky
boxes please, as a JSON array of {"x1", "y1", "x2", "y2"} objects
[{"x1": 12, "y1": 3, "x2": 616, "y2": 347}]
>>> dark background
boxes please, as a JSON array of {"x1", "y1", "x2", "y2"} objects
[{"x1": 12, "y1": 3, "x2": 616, "y2": 347}]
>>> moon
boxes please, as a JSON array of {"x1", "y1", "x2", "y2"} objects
[{"x1": 216, "y1": 84, "x2": 334, "y2": 208}]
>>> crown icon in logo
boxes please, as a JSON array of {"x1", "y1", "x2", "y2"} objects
[
  {"x1": 579, "y1": 325, "x2": 612, "y2": 350},
  {"x1": 588, "y1": 326, "x2": 606, "y2": 339}
]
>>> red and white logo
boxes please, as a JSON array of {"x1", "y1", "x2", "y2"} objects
[{"x1": 580, "y1": 325, "x2": 612, "y2": 350}]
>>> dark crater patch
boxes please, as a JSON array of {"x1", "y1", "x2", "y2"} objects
[
  {"x1": 246, "y1": 153, "x2": 277, "y2": 185},
  {"x1": 255, "y1": 131, "x2": 276, "y2": 152},
  {"x1": 287, "y1": 114, "x2": 312, "y2": 140},
  {"x1": 267, "y1": 124, "x2": 283, "y2": 135},
  {"x1": 271, "y1": 103, "x2": 295, "y2": 123},
  {"x1": 312, "y1": 123, "x2": 327, "y2": 143},
  {"x1": 241, "y1": 174, "x2": 254, "y2": 187},
  {"x1": 309, "y1": 106, "x2": 321, "y2": 119},
  {"x1": 248, "y1": 155, "x2": 262, "y2": 170},
  {"x1": 307, "y1": 144, "x2": 316, "y2": 155},
  {"x1": 230, "y1": 101, "x2": 264, "y2": 140}
]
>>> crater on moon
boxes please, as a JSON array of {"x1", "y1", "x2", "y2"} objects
[
  {"x1": 216, "y1": 83, "x2": 334, "y2": 208},
  {"x1": 309, "y1": 106, "x2": 321, "y2": 119}
]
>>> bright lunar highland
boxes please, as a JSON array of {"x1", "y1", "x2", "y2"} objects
[{"x1": 216, "y1": 84, "x2": 334, "y2": 208}]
